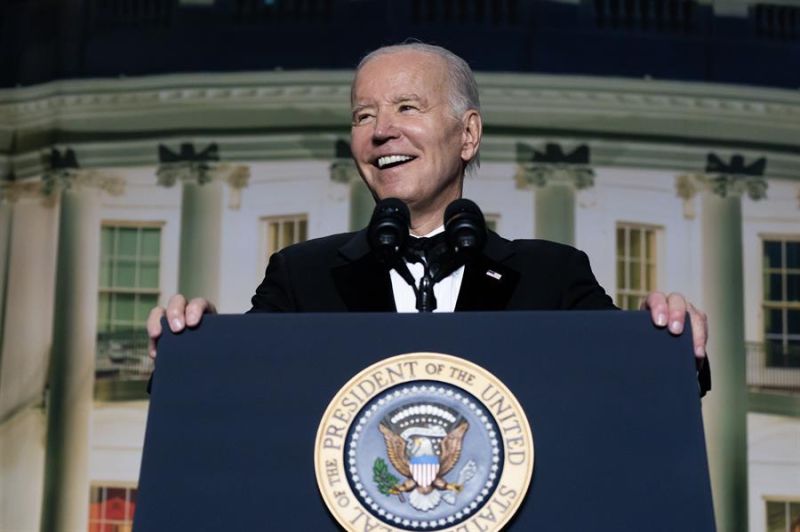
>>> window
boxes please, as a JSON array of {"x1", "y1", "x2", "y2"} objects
[
  {"x1": 763, "y1": 238, "x2": 800, "y2": 367},
  {"x1": 262, "y1": 214, "x2": 308, "y2": 259},
  {"x1": 616, "y1": 224, "x2": 659, "y2": 310},
  {"x1": 89, "y1": 484, "x2": 137, "y2": 532},
  {"x1": 767, "y1": 499, "x2": 800, "y2": 532},
  {"x1": 96, "y1": 224, "x2": 161, "y2": 378}
]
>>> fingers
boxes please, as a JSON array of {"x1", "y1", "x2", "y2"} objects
[
  {"x1": 642, "y1": 291, "x2": 688, "y2": 334},
  {"x1": 147, "y1": 294, "x2": 188, "y2": 360},
  {"x1": 688, "y1": 303, "x2": 709, "y2": 359},
  {"x1": 146, "y1": 295, "x2": 218, "y2": 359},
  {"x1": 641, "y1": 292, "x2": 668, "y2": 328},
  {"x1": 666, "y1": 292, "x2": 687, "y2": 335},
  {"x1": 185, "y1": 298, "x2": 217, "y2": 327},
  {"x1": 165, "y1": 294, "x2": 188, "y2": 332},
  {"x1": 147, "y1": 306, "x2": 166, "y2": 359},
  {"x1": 643, "y1": 291, "x2": 708, "y2": 360}
]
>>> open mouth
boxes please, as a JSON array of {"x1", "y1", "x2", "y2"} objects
[{"x1": 376, "y1": 155, "x2": 416, "y2": 170}]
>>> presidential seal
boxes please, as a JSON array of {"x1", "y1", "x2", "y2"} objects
[{"x1": 315, "y1": 353, "x2": 534, "y2": 532}]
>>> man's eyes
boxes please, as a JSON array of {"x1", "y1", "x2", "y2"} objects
[
  {"x1": 351, "y1": 104, "x2": 420, "y2": 124},
  {"x1": 353, "y1": 112, "x2": 374, "y2": 124}
]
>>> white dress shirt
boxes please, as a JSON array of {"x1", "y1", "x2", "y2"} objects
[{"x1": 389, "y1": 226, "x2": 465, "y2": 313}]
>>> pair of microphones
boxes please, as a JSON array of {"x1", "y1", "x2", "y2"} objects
[{"x1": 367, "y1": 198, "x2": 488, "y2": 312}]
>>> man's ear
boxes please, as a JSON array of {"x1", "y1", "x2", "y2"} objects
[{"x1": 460, "y1": 110, "x2": 483, "y2": 162}]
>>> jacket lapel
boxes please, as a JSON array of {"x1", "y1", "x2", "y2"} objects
[
  {"x1": 332, "y1": 229, "x2": 519, "y2": 312},
  {"x1": 455, "y1": 232, "x2": 520, "y2": 311},
  {"x1": 331, "y1": 230, "x2": 396, "y2": 312}
]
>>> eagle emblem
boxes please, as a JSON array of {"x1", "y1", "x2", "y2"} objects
[{"x1": 375, "y1": 402, "x2": 475, "y2": 512}]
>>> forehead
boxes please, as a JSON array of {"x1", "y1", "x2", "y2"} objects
[{"x1": 352, "y1": 50, "x2": 449, "y2": 104}]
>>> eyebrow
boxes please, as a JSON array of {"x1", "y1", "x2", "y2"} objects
[
  {"x1": 390, "y1": 94, "x2": 424, "y2": 104},
  {"x1": 352, "y1": 93, "x2": 427, "y2": 112}
]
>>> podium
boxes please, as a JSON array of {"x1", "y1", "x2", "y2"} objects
[{"x1": 134, "y1": 311, "x2": 715, "y2": 531}]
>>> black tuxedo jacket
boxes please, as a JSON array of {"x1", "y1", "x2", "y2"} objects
[
  {"x1": 147, "y1": 230, "x2": 710, "y2": 395},
  {"x1": 250, "y1": 230, "x2": 616, "y2": 313},
  {"x1": 248, "y1": 229, "x2": 709, "y2": 395}
]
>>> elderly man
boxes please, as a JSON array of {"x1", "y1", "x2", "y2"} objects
[{"x1": 147, "y1": 42, "x2": 709, "y2": 392}]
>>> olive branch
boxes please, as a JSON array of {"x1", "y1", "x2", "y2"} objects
[{"x1": 373, "y1": 458, "x2": 404, "y2": 501}]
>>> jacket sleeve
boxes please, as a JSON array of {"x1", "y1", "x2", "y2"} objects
[
  {"x1": 560, "y1": 248, "x2": 617, "y2": 310},
  {"x1": 248, "y1": 251, "x2": 297, "y2": 312}
]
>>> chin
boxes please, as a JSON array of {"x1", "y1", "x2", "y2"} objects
[{"x1": 372, "y1": 185, "x2": 417, "y2": 203}]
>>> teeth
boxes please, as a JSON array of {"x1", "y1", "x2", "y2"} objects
[{"x1": 377, "y1": 155, "x2": 413, "y2": 169}]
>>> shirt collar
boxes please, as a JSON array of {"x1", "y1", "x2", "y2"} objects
[{"x1": 410, "y1": 225, "x2": 445, "y2": 239}]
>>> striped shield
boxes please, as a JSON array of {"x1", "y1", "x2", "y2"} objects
[{"x1": 410, "y1": 454, "x2": 440, "y2": 489}]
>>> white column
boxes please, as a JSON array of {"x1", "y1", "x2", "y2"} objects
[
  {"x1": 40, "y1": 171, "x2": 124, "y2": 532},
  {"x1": 157, "y1": 159, "x2": 249, "y2": 302},
  {"x1": 331, "y1": 159, "x2": 373, "y2": 231},
  {"x1": 0, "y1": 182, "x2": 59, "y2": 532},
  {"x1": 0, "y1": 196, "x2": 11, "y2": 345},
  {"x1": 678, "y1": 172, "x2": 766, "y2": 532},
  {"x1": 515, "y1": 164, "x2": 594, "y2": 246}
]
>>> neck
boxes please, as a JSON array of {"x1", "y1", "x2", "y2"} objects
[
  {"x1": 409, "y1": 211, "x2": 444, "y2": 236},
  {"x1": 408, "y1": 185, "x2": 463, "y2": 236}
]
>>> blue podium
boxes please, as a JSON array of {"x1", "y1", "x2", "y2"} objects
[{"x1": 134, "y1": 311, "x2": 714, "y2": 531}]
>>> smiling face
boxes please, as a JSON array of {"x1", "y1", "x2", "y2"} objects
[{"x1": 350, "y1": 50, "x2": 481, "y2": 233}]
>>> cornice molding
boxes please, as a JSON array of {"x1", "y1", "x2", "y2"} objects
[
  {"x1": 2, "y1": 134, "x2": 799, "y2": 182},
  {"x1": 514, "y1": 164, "x2": 595, "y2": 190},
  {"x1": 676, "y1": 173, "x2": 768, "y2": 201},
  {"x1": 156, "y1": 160, "x2": 250, "y2": 209},
  {"x1": 1, "y1": 71, "x2": 799, "y2": 181},
  {"x1": 675, "y1": 172, "x2": 768, "y2": 217},
  {"x1": 0, "y1": 179, "x2": 46, "y2": 204},
  {"x1": 42, "y1": 169, "x2": 126, "y2": 197}
]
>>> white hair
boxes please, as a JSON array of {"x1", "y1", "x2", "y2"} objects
[{"x1": 352, "y1": 41, "x2": 481, "y2": 174}]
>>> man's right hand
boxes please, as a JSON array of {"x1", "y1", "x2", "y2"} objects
[{"x1": 147, "y1": 294, "x2": 217, "y2": 359}]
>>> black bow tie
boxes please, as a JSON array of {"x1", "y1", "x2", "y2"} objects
[
  {"x1": 405, "y1": 233, "x2": 448, "y2": 263},
  {"x1": 403, "y1": 233, "x2": 467, "y2": 285}
]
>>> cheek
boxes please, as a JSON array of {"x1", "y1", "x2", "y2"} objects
[{"x1": 350, "y1": 130, "x2": 370, "y2": 159}]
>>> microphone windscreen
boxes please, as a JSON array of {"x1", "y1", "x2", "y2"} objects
[
  {"x1": 444, "y1": 198, "x2": 483, "y2": 222},
  {"x1": 444, "y1": 198, "x2": 487, "y2": 255},
  {"x1": 371, "y1": 197, "x2": 410, "y2": 226},
  {"x1": 368, "y1": 198, "x2": 410, "y2": 263}
]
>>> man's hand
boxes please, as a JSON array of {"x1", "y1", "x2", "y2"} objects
[
  {"x1": 641, "y1": 292, "x2": 708, "y2": 361},
  {"x1": 147, "y1": 294, "x2": 217, "y2": 359}
]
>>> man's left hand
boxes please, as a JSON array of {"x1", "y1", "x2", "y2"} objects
[{"x1": 641, "y1": 292, "x2": 708, "y2": 363}]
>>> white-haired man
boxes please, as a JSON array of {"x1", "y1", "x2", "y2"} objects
[{"x1": 148, "y1": 42, "x2": 709, "y2": 393}]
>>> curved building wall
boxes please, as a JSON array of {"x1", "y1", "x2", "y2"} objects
[{"x1": 0, "y1": 65, "x2": 798, "y2": 531}]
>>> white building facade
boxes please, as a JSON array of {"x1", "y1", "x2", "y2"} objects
[{"x1": 0, "y1": 71, "x2": 798, "y2": 532}]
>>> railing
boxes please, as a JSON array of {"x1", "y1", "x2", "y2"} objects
[
  {"x1": 753, "y1": 3, "x2": 800, "y2": 40},
  {"x1": 410, "y1": 0, "x2": 520, "y2": 25},
  {"x1": 234, "y1": 0, "x2": 334, "y2": 23},
  {"x1": 86, "y1": 0, "x2": 176, "y2": 28},
  {"x1": 593, "y1": 0, "x2": 698, "y2": 32},
  {"x1": 746, "y1": 342, "x2": 800, "y2": 392},
  {"x1": 96, "y1": 330, "x2": 153, "y2": 381}
]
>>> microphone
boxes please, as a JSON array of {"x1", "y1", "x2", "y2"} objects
[
  {"x1": 367, "y1": 198, "x2": 410, "y2": 265},
  {"x1": 444, "y1": 198, "x2": 487, "y2": 259}
]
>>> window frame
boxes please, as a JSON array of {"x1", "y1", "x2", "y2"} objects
[
  {"x1": 765, "y1": 497, "x2": 800, "y2": 532},
  {"x1": 88, "y1": 482, "x2": 139, "y2": 531},
  {"x1": 615, "y1": 222, "x2": 661, "y2": 310},
  {"x1": 259, "y1": 213, "x2": 309, "y2": 271},
  {"x1": 760, "y1": 235, "x2": 800, "y2": 368},
  {"x1": 97, "y1": 221, "x2": 164, "y2": 335}
]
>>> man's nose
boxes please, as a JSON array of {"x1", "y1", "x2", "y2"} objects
[{"x1": 372, "y1": 111, "x2": 400, "y2": 143}]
